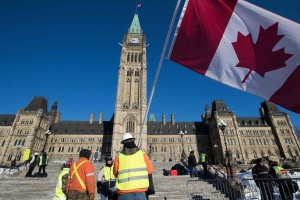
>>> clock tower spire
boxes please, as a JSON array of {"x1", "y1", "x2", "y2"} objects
[{"x1": 112, "y1": 13, "x2": 148, "y2": 156}]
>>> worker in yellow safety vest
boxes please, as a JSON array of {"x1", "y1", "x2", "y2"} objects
[
  {"x1": 113, "y1": 133, "x2": 154, "y2": 200},
  {"x1": 38, "y1": 151, "x2": 49, "y2": 177},
  {"x1": 53, "y1": 160, "x2": 74, "y2": 200}
]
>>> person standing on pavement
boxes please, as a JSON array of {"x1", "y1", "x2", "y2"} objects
[
  {"x1": 252, "y1": 158, "x2": 274, "y2": 200},
  {"x1": 53, "y1": 159, "x2": 74, "y2": 200},
  {"x1": 188, "y1": 150, "x2": 197, "y2": 177},
  {"x1": 97, "y1": 156, "x2": 116, "y2": 200},
  {"x1": 200, "y1": 151, "x2": 208, "y2": 177},
  {"x1": 25, "y1": 152, "x2": 39, "y2": 177},
  {"x1": 66, "y1": 149, "x2": 96, "y2": 200},
  {"x1": 113, "y1": 133, "x2": 153, "y2": 200},
  {"x1": 38, "y1": 151, "x2": 49, "y2": 177},
  {"x1": 269, "y1": 161, "x2": 293, "y2": 200}
]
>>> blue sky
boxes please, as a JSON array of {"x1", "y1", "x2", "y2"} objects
[{"x1": 0, "y1": 0, "x2": 299, "y2": 127}]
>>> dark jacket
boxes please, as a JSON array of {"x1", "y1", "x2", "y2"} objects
[
  {"x1": 188, "y1": 154, "x2": 197, "y2": 167},
  {"x1": 252, "y1": 164, "x2": 270, "y2": 179}
]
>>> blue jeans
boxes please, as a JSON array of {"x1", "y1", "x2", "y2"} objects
[
  {"x1": 190, "y1": 166, "x2": 197, "y2": 177},
  {"x1": 118, "y1": 192, "x2": 147, "y2": 200},
  {"x1": 100, "y1": 186, "x2": 115, "y2": 200}
]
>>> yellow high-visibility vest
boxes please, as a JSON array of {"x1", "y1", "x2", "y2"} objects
[
  {"x1": 53, "y1": 168, "x2": 69, "y2": 200},
  {"x1": 273, "y1": 166, "x2": 288, "y2": 178},
  {"x1": 116, "y1": 150, "x2": 149, "y2": 191},
  {"x1": 103, "y1": 165, "x2": 115, "y2": 180},
  {"x1": 39, "y1": 155, "x2": 49, "y2": 166},
  {"x1": 23, "y1": 149, "x2": 31, "y2": 161},
  {"x1": 201, "y1": 154, "x2": 207, "y2": 163}
]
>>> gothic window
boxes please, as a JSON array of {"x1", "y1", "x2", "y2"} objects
[
  {"x1": 253, "y1": 151, "x2": 257, "y2": 158},
  {"x1": 14, "y1": 140, "x2": 18, "y2": 146},
  {"x1": 138, "y1": 53, "x2": 141, "y2": 62},
  {"x1": 61, "y1": 146, "x2": 64, "y2": 152},
  {"x1": 245, "y1": 151, "x2": 249, "y2": 159},
  {"x1": 268, "y1": 150, "x2": 272, "y2": 156},
  {"x1": 131, "y1": 54, "x2": 133, "y2": 62},
  {"x1": 295, "y1": 149, "x2": 299, "y2": 157},
  {"x1": 259, "y1": 139, "x2": 262, "y2": 145},
  {"x1": 7, "y1": 152, "x2": 13, "y2": 161},
  {"x1": 164, "y1": 146, "x2": 166, "y2": 152},
  {"x1": 127, "y1": 53, "x2": 130, "y2": 62},
  {"x1": 126, "y1": 117, "x2": 135, "y2": 133},
  {"x1": 134, "y1": 53, "x2": 137, "y2": 62},
  {"x1": 286, "y1": 129, "x2": 290, "y2": 134},
  {"x1": 242, "y1": 139, "x2": 246, "y2": 145},
  {"x1": 68, "y1": 147, "x2": 71, "y2": 152},
  {"x1": 236, "y1": 150, "x2": 240, "y2": 159},
  {"x1": 249, "y1": 139, "x2": 252, "y2": 145},
  {"x1": 18, "y1": 140, "x2": 22, "y2": 146},
  {"x1": 58, "y1": 147, "x2": 61, "y2": 152},
  {"x1": 252, "y1": 139, "x2": 255, "y2": 145},
  {"x1": 161, "y1": 146, "x2": 164, "y2": 152},
  {"x1": 239, "y1": 130, "x2": 243, "y2": 135},
  {"x1": 135, "y1": 71, "x2": 139, "y2": 76}
]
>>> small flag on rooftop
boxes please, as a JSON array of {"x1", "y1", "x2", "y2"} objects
[{"x1": 136, "y1": 3, "x2": 142, "y2": 8}]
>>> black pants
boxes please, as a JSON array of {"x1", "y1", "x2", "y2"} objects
[
  {"x1": 257, "y1": 181, "x2": 274, "y2": 200},
  {"x1": 25, "y1": 166, "x2": 35, "y2": 177},
  {"x1": 38, "y1": 165, "x2": 47, "y2": 176},
  {"x1": 278, "y1": 181, "x2": 293, "y2": 200},
  {"x1": 202, "y1": 163, "x2": 208, "y2": 177}
]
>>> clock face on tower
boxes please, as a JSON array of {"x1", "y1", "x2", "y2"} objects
[{"x1": 130, "y1": 37, "x2": 139, "y2": 43}]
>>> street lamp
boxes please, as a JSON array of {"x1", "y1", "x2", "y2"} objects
[
  {"x1": 179, "y1": 131, "x2": 187, "y2": 160},
  {"x1": 42, "y1": 126, "x2": 52, "y2": 152},
  {"x1": 218, "y1": 120, "x2": 233, "y2": 179}
]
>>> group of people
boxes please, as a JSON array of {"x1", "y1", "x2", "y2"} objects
[
  {"x1": 53, "y1": 133, "x2": 154, "y2": 200},
  {"x1": 187, "y1": 151, "x2": 209, "y2": 177},
  {"x1": 252, "y1": 158, "x2": 296, "y2": 200},
  {"x1": 24, "y1": 150, "x2": 49, "y2": 177}
]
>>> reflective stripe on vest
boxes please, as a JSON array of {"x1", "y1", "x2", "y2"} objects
[
  {"x1": 70, "y1": 160, "x2": 88, "y2": 190},
  {"x1": 104, "y1": 165, "x2": 115, "y2": 180},
  {"x1": 39, "y1": 156, "x2": 49, "y2": 165},
  {"x1": 116, "y1": 150, "x2": 149, "y2": 191},
  {"x1": 53, "y1": 168, "x2": 69, "y2": 200},
  {"x1": 273, "y1": 166, "x2": 288, "y2": 178},
  {"x1": 201, "y1": 154, "x2": 206, "y2": 163}
]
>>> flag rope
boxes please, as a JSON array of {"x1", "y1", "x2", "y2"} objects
[{"x1": 138, "y1": 0, "x2": 183, "y2": 147}]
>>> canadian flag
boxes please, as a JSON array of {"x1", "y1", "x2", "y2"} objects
[
  {"x1": 169, "y1": 0, "x2": 300, "y2": 114},
  {"x1": 136, "y1": 3, "x2": 142, "y2": 8}
]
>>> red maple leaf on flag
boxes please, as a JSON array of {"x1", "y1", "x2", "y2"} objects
[{"x1": 232, "y1": 22, "x2": 293, "y2": 83}]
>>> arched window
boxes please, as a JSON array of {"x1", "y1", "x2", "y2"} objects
[
  {"x1": 126, "y1": 116, "x2": 135, "y2": 133},
  {"x1": 253, "y1": 151, "x2": 257, "y2": 158},
  {"x1": 58, "y1": 147, "x2": 61, "y2": 152},
  {"x1": 134, "y1": 53, "x2": 137, "y2": 62},
  {"x1": 295, "y1": 149, "x2": 299, "y2": 157},
  {"x1": 261, "y1": 150, "x2": 265, "y2": 157},
  {"x1": 14, "y1": 140, "x2": 18, "y2": 146},
  {"x1": 16, "y1": 152, "x2": 22, "y2": 161},
  {"x1": 22, "y1": 139, "x2": 25, "y2": 146},
  {"x1": 236, "y1": 150, "x2": 240, "y2": 159},
  {"x1": 138, "y1": 53, "x2": 141, "y2": 62},
  {"x1": 161, "y1": 147, "x2": 164, "y2": 152},
  {"x1": 256, "y1": 139, "x2": 260, "y2": 145},
  {"x1": 242, "y1": 139, "x2": 246, "y2": 145},
  {"x1": 249, "y1": 139, "x2": 252, "y2": 145},
  {"x1": 1, "y1": 140, "x2": 5, "y2": 147},
  {"x1": 127, "y1": 53, "x2": 130, "y2": 62},
  {"x1": 131, "y1": 54, "x2": 133, "y2": 62},
  {"x1": 268, "y1": 150, "x2": 272, "y2": 156},
  {"x1": 245, "y1": 151, "x2": 249, "y2": 159},
  {"x1": 7, "y1": 152, "x2": 13, "y2": 161}
]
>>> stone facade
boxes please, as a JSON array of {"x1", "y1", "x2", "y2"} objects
[{"x1": 1, "y1": 14, "x2": 300, "y2": 166}]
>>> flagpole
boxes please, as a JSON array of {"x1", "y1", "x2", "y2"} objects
[{"x1": 138, "y1": 0, "x2": 182, "y2": 147}]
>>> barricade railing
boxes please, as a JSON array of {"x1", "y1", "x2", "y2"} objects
[
  {"x1": 240, "y1": 177, "x2": 300, "y2": 200},
  {"x1": 186, "y1": 177, "x2": 300, "y2": 200},
  {"x1": 209, "y1": 165, "x2": 227, "y2": 179}
]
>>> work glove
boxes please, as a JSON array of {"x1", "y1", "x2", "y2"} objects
[{"x1": 89, "y1": 193, "x2": 95, "y2": 200}]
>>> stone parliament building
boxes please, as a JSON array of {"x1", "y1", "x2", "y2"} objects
[{"x1": 1, "y1": 14, "x2": 299, "y2": 166}]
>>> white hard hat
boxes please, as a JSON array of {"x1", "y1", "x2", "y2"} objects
[
  {"x1": 121, "y1": 133, "x2": 135, "y2": 144},
  {"x1": 34, "y1": 152, "x2": 39, "y2": 155}
]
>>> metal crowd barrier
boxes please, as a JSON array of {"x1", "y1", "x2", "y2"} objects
[{"x1": 186, "y1": 177, "x2": 300, "y2": 200}]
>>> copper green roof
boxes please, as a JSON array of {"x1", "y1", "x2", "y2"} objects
[{"x1": 129, "y1": 14, "x2": 141, "y2": 34}]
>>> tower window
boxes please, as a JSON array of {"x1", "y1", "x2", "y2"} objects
[{"x1": 126, "y1": 117, "x2": 135, "y2": 133}]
